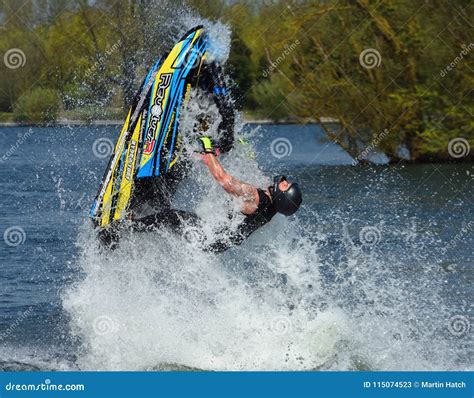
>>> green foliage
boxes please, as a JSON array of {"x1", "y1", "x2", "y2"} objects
[
  {"x1": 417, "y1": 104, "x2": 474, "y2": 160},
  {"x1": 252, "y1": 75, "x2": 293, "y2": 120},
  {"x1": 13, "y1": 88, "x2": 60, "y2": 123},
  {"x1": 227, "y1": 29, "x2": 258, "y2": 108},
  {"x1": 239, "y1": 0, "x2": 473, "y2": 162},
  {"x1": 1, "y1": 0, "x2": 472, "y2": 162},
  {"x1": 0, "y1": 113, "x2": 14, "y2": 122},
  {"x1": 62, "y1": 107, "x2": 126, "y2": 123}
]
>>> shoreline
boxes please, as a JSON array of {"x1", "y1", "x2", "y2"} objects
[
  {"x1": 0, "y1": 118, "x2": 277, "y2": 127},
  {"x1": 0, "y1": 117, "x2": 338, "y2": 127},
  {"x1": 1, "y1": 120, "x2": 471, "y2": 164}
]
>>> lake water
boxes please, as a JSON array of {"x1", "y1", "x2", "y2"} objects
[{"x1": 0, "y1": 124, "x2": 472, "y2": 370}]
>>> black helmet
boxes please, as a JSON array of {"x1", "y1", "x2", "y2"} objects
[{"x1": 271, "y1": 175, "x2": 302, "y2": 216}]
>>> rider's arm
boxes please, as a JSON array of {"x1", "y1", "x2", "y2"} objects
[
  {"x1": 202, "y1": 153, "x2": 258, "y2": 215},
  {"x1": 200, "y1": 62, "x2": 235, "y2": 153}
]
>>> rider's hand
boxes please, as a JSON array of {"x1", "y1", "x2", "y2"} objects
[
  {"x1": 198, "y1": 136, "x2": 220, "y2": 157},
  {"x1": 198, "y1": 136, "x2": 215, "y2": 154}
]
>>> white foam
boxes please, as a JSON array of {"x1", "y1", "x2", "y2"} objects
[
  {"x1": 180, "y1": 15, "x2": 231, "y2": 64},
  {"x1": 61, "y1": 14, "x2": 467, "y2": 372}
]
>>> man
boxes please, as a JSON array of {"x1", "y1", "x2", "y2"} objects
[
  {"x1": 98, "y1": 61, "x2": 234, "y2": 249},
  {"x1": 132, "y1": 136, "x2": 302, "y2": 253},
  {"x1": 128, "y1": 61, "x2": 235, "y2": 216}
]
